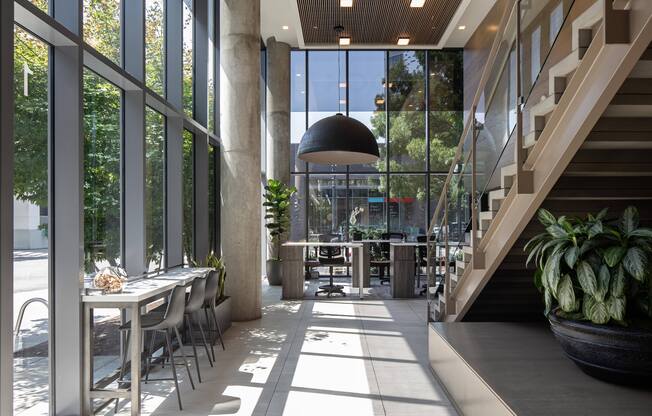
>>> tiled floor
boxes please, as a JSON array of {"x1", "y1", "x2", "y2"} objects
[{"x1": 107, "y1": 283, "x2": 457, "y2": 416}]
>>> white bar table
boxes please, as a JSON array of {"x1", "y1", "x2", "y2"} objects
[
  {"x1": 81, "y1": 267, "x2": 212, "y2": 415},
  {"x1": 282, "y1": 242, "x2": 365, "y2": 299}
]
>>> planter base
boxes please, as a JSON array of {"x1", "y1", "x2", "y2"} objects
[{"x1": 549, "y1": 311, "x2": 652, "y2": 386}]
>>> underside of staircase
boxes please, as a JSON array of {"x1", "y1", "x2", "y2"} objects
[{"x1": 438, "y1": 0, "x2": 652, "y2": 322}]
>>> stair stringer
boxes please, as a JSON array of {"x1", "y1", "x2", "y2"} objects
[{"x1": 449, "y1": 9, "x2": 652, "y2": 322}]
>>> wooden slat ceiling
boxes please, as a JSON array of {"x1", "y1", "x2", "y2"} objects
[{"x1": 297, "y1": 0, "x2": 462, "y2": 46}]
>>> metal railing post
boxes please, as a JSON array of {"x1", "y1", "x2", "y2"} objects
[{"x1": 444, "y1": 194, "x2": 452, "y2": 315}]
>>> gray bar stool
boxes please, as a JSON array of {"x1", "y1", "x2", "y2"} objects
[
  {"x1": 180, "y1": 276, "x2": 214, "y2": 383},
  {"x1": 116, "y1": 284, "x2": 195, "y2": 411},
  {"x1": 202, "y1": 270, "x2": 226, "y2": 361}
]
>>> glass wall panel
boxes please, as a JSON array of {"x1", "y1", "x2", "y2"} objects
[
  {"x1": 429, "y1": 174, "x2": 447, "y2": 219},
  {"x1": 348, "y1": 51, "x2": 386, "y2": 173},
  {"x1": 307, "y1": 51, "x2": 346, "y2": 173},
  {"x1": 183, "y1": 130, "x2": 194, "y2": 264},
  {"x1": 145, "y1": 0, "x2": 165, "y2": 97},
  {"x1": 208, "y1": 0, "x2": 216, "y2": 132},
  {"x1": 428, "y1": 51, "x2": 463, "y2": 172},
  {"x1": 349, "y1": 175, "x2": 387, "y2": 238},
  {"x1": 83, "y1": 0, "x2": 121, "y2": 65},
  {"x1": 208, "y1": 144, "x2": 217, "y2": 254},
  {"x1": 308, "y1": 175, "x2": 347, "y2": 241},
  {"x1": 388, "y1": 51, "x2": 426, "y2": 172},
  {"x1": 183, "y1": 0, "x2": 194, "y2": 117},
  {"x1": 13, "y1": 26, "x2": 50, "y2": 415},
  {"x1": 83, "y1": 69, "x2": 122, "y2": 273},
  {"x1": 145, "y1": 107, "x2": 165, "y2": 272},
  {"x1": 290, "y1": 174, "x2": 307, "y2": 241},
  {"x1": 389, "y1": 175, "x2": 427, "y2": 239},
  {"x1": 290, "y1": 51, "x2": 306, "y2": 172}
]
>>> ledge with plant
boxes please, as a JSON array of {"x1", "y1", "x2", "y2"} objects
[{"x1": 525, "y1": 206, "x2": 652, "y2": 384}]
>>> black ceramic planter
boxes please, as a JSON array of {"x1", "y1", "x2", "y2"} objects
[{"x1": 549, "y1": 310, "x2": 652, "y2": 385}]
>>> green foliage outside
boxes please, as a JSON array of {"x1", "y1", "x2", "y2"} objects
[
  {"x1": 183, "y1": 130, "x2": 194, "y2": 264},
  {"x1": 525, "y1": 207, "x2": 652, "y2": 326}
]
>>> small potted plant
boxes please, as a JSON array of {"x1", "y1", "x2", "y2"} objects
[
  {"x1": 525, "y1": 206, "x2": 652, "y2": 384},
  {"x1": 263, "y1": 179, "x2": 297, "y2": 286}
]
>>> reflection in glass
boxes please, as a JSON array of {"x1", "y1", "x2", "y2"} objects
[
  {"x1": 183, "y1": 130, "x2": 194, "y2": 264},
  {"x1": 428, "y1": 51, "x2": 463, "y2": 172},
  {"x1": 83, "y1": 0, "x2": 121, "y2": 64},
  {"x1": 349, "y1": 175, "x2": 387, "y2": 238},
  {"x1": 13, "y1": 26, "x2": 50, "y2": 414},
  {"x1": 307, "y1": 51, "x2": 346, "y2": 173},
  {"x1": 429, "y1": 174, "x2": 447, "y2": 219},
  {"x1": 145, "y1": 107, "x2": 165, "y2": 271},
  {"x1": 83, "y1": 69, "x2": 122, "y2": 273},
  {"x1": 308, "y1": 175, "x2": 347, "y2": 240},
  {"x1": 389, "y1": 175, "x2": 427, "y2": 239},
  {"x1": 290, "y1": 174, "x2": 307, "y2": 241},
  {"x1": 388, "y1": 51, "x2": 426, "y2": 172},
  {"x1": 291, "y1": 51, "x2": 306, "y2": 172},
  {"x1": 183, "y1": 0, "x2": 194, "y2": 117},
  {"x1": 145, "y1": 0, "x2": 165, "y2": 97},
  {"x1": 349, "y1": 51, "x2": 386, "y2": 173}
]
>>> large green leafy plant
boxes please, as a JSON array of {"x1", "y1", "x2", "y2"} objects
[
  {"x1": 264, "y1": 179, "x2": 297, "y2": 261},
  {"x1": 525, "y1": 207, "x2": 652, "y2": 325}
]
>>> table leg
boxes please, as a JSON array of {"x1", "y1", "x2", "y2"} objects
[
  {"x1": 130, "y1": 304, "x2": 141, "y2": 415},
  {"x1": 82, "y1": 304, "x2": 92, "y2": 415}
]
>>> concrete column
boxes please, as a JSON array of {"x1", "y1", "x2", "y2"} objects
[
  {"x1": 220, "y1": 0, "x2": 261, "y2": 321},
  {"x1": 265, "y1": 37, "x2": 291, "y2": 185}
]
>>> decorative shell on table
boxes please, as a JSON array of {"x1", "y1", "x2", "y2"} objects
[{"x1": 93, "y1": 267, "x2": 128, "y2": 293}]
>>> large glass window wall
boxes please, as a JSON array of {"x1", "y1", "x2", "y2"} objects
[{"x1": 291, "y1": 50, "x2": 463, "y2": 241}]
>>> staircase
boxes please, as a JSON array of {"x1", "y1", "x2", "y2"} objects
[{"x1": 433, "y1": 0, "x2": 652, "y2": 322}]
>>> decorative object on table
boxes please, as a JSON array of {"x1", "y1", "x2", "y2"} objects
[
  {"x1": 263, "y1": 179, "x2": 297, "y2": 285},
  {"x1": 93, "y1": 266, "x2": 127, "y2": 293},
  {"x1": 296, "y1": 26, "x2": 379, "y2": 165},
  {"x1": 524, "y1": 206, "x2": 652, "y2": 384}
]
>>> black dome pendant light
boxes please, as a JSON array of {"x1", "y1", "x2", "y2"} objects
[{"x1": 297, "y1": 26, "x2": 380, "y2": 165}]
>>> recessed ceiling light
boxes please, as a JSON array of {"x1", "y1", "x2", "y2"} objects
[
  {"x1": 340, "y1": 0, "x2": 353, "y2": 6},
  {"x1": 339, "y1": 37, "x2": 351, "y2": 46},
  {"x1": 397, "y1": 37, "x2": 410, "y2": 46},
  {"x1": 339, "y1": 99, "x2": 347, "y2": 104},
  {"x1": 339, "y1": 82, "x2": 347, "y2": 88},
  {"x1": 282, "y1": 25, "x2": 289, "y2": 30},
  {"x1": 410, "y1": 0, "x2": 426, "y2": 7},
  {"x1": 458, "y1": 25, "x2": 466, "y2": 30},
  {"x1": 296, "y1": 73, "x2": 302, "y2": 77}
]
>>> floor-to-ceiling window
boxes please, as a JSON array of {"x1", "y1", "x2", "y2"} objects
[
  {"x1": 145, "y1": 107, "x2": 166, "y2": 271},
  {"x1": 4, "y1": 1, "x2": 221, "y2": 412},
  {"x1": 13, "y1": 26, "x2": 50, "y2": 416},
  {"x1": 291, "y1": 49, "x2": 463, "y2": 241}
]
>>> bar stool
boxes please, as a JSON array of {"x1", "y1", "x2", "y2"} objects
[
  {"x1": 202, "y1": 270, "x2": 226, "y2": 361},
  {"x1": 180, "y1": 276, "x2": 214, "y2": 383},
  {"x1": 116, "y1": 285, "x2": 195, "y2": 411}
]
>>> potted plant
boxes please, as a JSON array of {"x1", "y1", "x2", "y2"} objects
[
  {"x1": 263, "y1": 179, "x2": 297, "y2": 286},
  {"x1": 525, "y1": 206, "x2": 652, "y2": 384},
  {"x1": 205, "y1": 253, "x2": 231, "y2": 330}
]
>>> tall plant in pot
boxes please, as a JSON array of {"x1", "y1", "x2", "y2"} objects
[
  {"x1": 525, "y1": 207, "x2": 652, "y2": 384},
  {"x1": 263, "y1": 179, "x2": 297, "y2": 286}
]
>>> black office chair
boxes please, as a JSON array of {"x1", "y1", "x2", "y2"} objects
[
  {"x1": 117, "y1": 285, "x2": 195, "y2": 411},
  {"x1": 315, "y1": 234, "x2": 346, "y2": 297},
  {"x1": 379, "y1": 232, "x2": 405, "y2": 285},
  {"x1": 202, "y1": 270, "x2": 226, "y2": 362},
  {"x1": 416, "y1": 235, "x2": 431, "y2": 295}
]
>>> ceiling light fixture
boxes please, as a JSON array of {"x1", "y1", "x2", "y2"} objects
[
  {"x1": 410, "y1": 0, "x2": 426, "y2": 7},
  {"x1": 297, "y1": 26, "x2": 380, "y2": 165},
  {"x1": 397, "y1": 37, "x2": 410, "y2": 46},
  {"x1": 282, "y1": 25, "x2": 289, "y2": 30},
  {"x1": 458, "y1": 25, "x2": 466, "y2": 30},
  {"x1": 340, "y1": 0, "x2": 353, "y2": 6},
  {"x1": 339, "y1": 82, "x2": 347, "y2": 88},
  {"x1": 339, "y1": 36, "x2": 351, "y2": 46}
]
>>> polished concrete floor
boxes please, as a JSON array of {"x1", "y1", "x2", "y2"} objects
[{"x1": 107, "y1": 282, "x2": 456, "y2": 416}]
